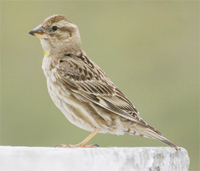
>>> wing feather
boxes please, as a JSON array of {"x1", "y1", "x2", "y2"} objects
[{"x1": 57, "y1": 54, "x2": 141, "y2": 123}]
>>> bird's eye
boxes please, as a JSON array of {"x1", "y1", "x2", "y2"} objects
[{"x1": 52, "y1": 26, "x2": 58, "y2": 31}]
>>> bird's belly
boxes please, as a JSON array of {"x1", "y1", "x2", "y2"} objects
[
  {"x1": 45, "y1": 77, "x2": 127, "y2": 135},
  {"x1": 46, "y1": 78, "x2": 97, "y2": 132}
]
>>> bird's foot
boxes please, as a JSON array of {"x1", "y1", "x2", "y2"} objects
[{"x1": 55, "y1": 144, "x2": 99, "y2": 148}]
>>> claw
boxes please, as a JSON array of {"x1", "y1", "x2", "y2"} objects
[
  {"x1": 55, "y1": 144, "x2": 99, "y2": 148},
  {"x1": 55, "y1": 144, "x2": 71, "y2": 148},
  {"x1": 93, "y1": 144, "x2": 100, "y2": 147}
]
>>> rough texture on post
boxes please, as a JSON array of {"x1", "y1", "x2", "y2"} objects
[{"x1": 0, "y1": 146, "x2": 189, "y2": 171}]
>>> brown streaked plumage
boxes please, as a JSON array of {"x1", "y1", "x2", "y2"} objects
[{"x1": 29, "y1": 14, "x2": 179, "y2": 150}]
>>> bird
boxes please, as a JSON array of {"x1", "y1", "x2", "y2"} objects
[{"x1": 29, "y1": 14, "x2": 179, "y2": 150}]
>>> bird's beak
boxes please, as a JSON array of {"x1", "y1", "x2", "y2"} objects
[{"x1": 29, "y1": 24, "x2": 47, "y2": 39}]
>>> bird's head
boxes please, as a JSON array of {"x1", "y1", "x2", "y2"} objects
[{"x1": 29, "y1": 14, "x2": 82, "y2": 55}]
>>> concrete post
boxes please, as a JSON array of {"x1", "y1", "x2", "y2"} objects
[{"x1": 0, "y1": 146, "x2": 189, "y2": 171}]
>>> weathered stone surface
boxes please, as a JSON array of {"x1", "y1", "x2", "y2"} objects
[{"x1": 0, "y1": 146, "x2": 189, "y2": 171}]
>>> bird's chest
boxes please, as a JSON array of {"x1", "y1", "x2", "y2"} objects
[
  {"x1": 42, "y1": 56, "x2": 74, "y2": 114},
  {"x1": 42, "y1": 56, "x2": 66, "y2": 100},
  {"x1": 42, "y1": 56, "x2": 55, "y2": 79}
]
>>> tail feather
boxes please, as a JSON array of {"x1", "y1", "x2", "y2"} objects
[
  {"x1": 128, "y1": 121, "x2": 179, "y2": 150},
  {"x1": 139, "y1": 126, "x2": 179, "y2": 150}
]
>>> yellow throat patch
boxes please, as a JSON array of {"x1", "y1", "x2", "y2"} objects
[{"x1": 44, "y1": 51, "x2": 50, "y2": 57}]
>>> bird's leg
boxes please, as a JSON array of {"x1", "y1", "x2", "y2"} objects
[
  {"x1": 78, "y1": 129, "x2": 100, "y2": 147},
  {"x1": 56, "y1": 129, "x2": 100, "y2": 148}
]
